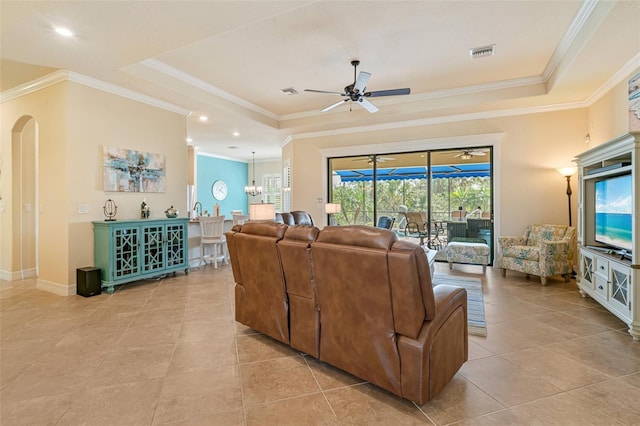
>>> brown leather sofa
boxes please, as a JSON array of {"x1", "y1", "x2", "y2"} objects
[
  {"x1": 226, "y1": 221, "x2": 290, "y2": 344},
  {"x1": 275, "y1": 210, "x2": 314, "y2": 226},
  {"x1": 226, "y1": 223, "x2": 468, "y2": 405}
]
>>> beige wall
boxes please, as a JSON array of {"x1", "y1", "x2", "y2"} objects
[
  {"x1": 2, "y1": 83, "x2": 68, "y2": 282},
  {"x1": 1, "y1": 81, "x2": 188, "y2": 292},
  {"x1": 588, "y1": 67, "x2": 640, "y2": 146},
  {"x1": 288, "y1": 108, "x2": 590, "y2": 236}
]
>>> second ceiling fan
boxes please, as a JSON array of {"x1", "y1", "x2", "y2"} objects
[{"x1": 305, "y1": 60, "x2": 410, "y2": 113}]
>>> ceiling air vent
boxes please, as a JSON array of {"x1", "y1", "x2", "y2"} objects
[
  {"x1": 470, "y1": 44, "x2": 496, "y2": 59},
  {"x1": 280, "y1": 87, "x2": 299, "y2": 95}
]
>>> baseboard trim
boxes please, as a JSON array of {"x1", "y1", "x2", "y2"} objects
[
  {"x1": 0, "y1": 269, "x2": 37, "y2": 281},
  {"x1": 36, "y1": 279, "x2": 76, "y2": 296}
]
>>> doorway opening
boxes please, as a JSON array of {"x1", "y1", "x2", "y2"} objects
[{"x1": 11, "y1": 116, "x2": 39, "y2": 279}]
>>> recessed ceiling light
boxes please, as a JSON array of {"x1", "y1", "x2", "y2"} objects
[
  {"x1": 54, "y1": 27, "x2": 75, "y2": 37},
  {"x1": 199, "y1": 115, "x2": 208, "y2": 122},
  {"x1": 228, "y1": 146, "x2": 239, "y2": 149},
  {"x1": 232, "y1": 131, "x2": 240, "y2": 137}
]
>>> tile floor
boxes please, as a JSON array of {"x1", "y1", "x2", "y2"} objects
[{"x1": 1, "y1": 262, "x2": 640, "y2": 425}]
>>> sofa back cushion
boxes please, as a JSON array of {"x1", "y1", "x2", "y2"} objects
[
  {"x1": 388, "y1": 240, "x2": 435, "y2": 323},
  {"x1": 278, "y1": 225, "x2": 319, "y2": 299},
  {"x1": 278, "y1": 225, "x2": 321, "y2": 357},
  {"x1": 526, "y1": 224, "x2": 570, "y2": 246},
  {"x1": 228, "y1": 221, "x2": 289, "y2": 344},
  {"x1": 311, "y1": 226, "x2": 408, "y2": 395}
]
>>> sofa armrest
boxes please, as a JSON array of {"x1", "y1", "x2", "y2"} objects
[
  {"x1": 539, "y1": 240, "x2": 570, "y2": 271},
  {"x1": 396, "y1": 284, "x2": 467, "y2": 404},
  {"x1": 433, "y1": 284, "x2": 467, "y2": 324}
]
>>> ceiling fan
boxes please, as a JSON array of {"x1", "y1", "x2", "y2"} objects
[
  {"x1": 453, "y1": 149, "x2": 487, "y2": 160},
  {"x1": 305, "y1": 60, "x2": 410, "y2": 113},
  {"x1": 353, "y1": 155, "x2": 396, "y2": 165}
]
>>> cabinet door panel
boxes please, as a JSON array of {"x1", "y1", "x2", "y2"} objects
[
  {"x1": 142, "y1": 224, "x2": 165, "y2": 273},
  {"x1": 580, "y1": 252, "x2": 594, "y2": 289},
  {"x1": 609, "y1": 263, "x2": 632, "y2": 320},
  {"x1": 114, "y1": 227, "x2": 139, "y2": 279},
  {"x1": 166, "y1": 223, "x2": 187, "y2": 267}
]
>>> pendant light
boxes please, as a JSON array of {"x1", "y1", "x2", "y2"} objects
[{"x1": 244, "y1": 151, "x2": 262, "y2": 196}]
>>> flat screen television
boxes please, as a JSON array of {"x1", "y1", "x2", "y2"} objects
[{"x1": 594, "y1": 173, "x2": 633, "y2": 252}]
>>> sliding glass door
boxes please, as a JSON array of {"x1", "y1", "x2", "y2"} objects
[{"x1": 328, "y1": 146, "x2": 493, "y2": 260}]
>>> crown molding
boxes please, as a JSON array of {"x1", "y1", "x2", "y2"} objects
[
  {"x1": 67, "y1": 71, "x2": 191, "y2": 115},
  {"x1": 292, "y1": 100, "x2": 587, "y2": 141},
  {"x1": 141, "y1": 59, "x2": 279, "y2": 120},
  {"x1": 196, "y1": 151, "x2": 248, "y2": 162},
  {"x1": 1, "y1": 70, "x2": 68, "y2": 103},
  {"x1": 585, "y1": 52, "x2": 640, "y2": 106},
  {"x1": 1, "y1": 69, "x2": 191, "y2": 115},
  {"x1": 319, "y1": 133, "x2": 505, "y2": 159},
  {"x1": 542, "y1": 0, "x2": 601, "y2": 83}
]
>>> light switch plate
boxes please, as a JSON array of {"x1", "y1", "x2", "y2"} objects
[{"x1": 78, "y1": 204, "x2": 89, "y2": 214}]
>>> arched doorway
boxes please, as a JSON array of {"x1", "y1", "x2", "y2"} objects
[{"x1": 11, "y1": 115, "x2": 38, "y2": 279}]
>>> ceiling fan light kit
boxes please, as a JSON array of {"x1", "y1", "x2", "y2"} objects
[
  {"x1": 305, "y1": 60, "x2": 410, "y2": 113},
  {"x1": 453, "y1": 149, "x2": 488, "y2": 160}
]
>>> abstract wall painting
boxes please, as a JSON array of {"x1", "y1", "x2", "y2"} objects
[{"x1": 103, "y1": 147, "x2": 166, "y2": 192}]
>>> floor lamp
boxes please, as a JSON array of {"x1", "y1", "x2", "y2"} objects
[
  {"x1": 556, "y1": 167, "x2": 577, "y2": 226},
  {"x1": 557, "y1": 166, "x2": 577, "y2": 277}
]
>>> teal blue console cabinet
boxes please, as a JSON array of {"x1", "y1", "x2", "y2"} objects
[{"x1": 93, "y1": 218, "x2": 189, "y2": 293}]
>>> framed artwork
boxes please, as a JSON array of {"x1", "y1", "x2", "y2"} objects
[{"x1": 103, "y1": 146, "x2": 166, "y2": 192}]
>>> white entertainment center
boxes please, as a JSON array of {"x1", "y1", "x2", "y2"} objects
[{"x1": 576, "y1": 132, "x2": 639, "y2": 341}]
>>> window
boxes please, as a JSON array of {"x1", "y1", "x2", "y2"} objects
[
  {"x1": 262, "y1": 173, "x2": 282, "y2": 211},
  {"x1": 281, "y1": 160, "x2": 291, "y2": 212}
]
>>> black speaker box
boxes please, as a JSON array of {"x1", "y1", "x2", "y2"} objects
[{"x1": 77, "y1": 267, "x2": 101, "y2": 297}]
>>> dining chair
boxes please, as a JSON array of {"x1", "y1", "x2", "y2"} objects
[
  {"x1": 232, "y1": 213, "x2": 250, "y2": 226},
  {"x1": 199, "y1": 216, "x2": 228, "y2": 268}
]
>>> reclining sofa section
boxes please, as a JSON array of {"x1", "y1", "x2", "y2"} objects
[{"x1": 226, "y1": 222, "x2": 468, "y2": 405}]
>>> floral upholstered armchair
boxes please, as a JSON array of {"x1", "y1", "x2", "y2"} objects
[{"x1": 497, "y1": 224, "x2": 576, "y2": 285}]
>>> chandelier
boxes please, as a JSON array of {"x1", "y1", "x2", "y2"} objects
[{"x1": 244, "y1": 151, "x2": 262, "y2": 196}]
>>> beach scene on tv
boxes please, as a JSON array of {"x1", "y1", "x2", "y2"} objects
[{"x1": 595, "y1": 174, "x2": 633, "y2": 252}]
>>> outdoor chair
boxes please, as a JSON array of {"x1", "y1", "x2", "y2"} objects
[
  {"x1": 403, "y1": 212, "x2": 429, "y2": 245},
  {"x1": 376, "y1": 216, "x2": 395, "y2": 230}
]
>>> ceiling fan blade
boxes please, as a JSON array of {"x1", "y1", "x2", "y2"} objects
[
  {"x1": 357, "y1": 97, "x2": 379, "y2": 113},
  {"x1": 365, "y1": 88, "x2": 411, "y2": 98},
  {"x1": 320, "y1": 99, "x2": 349, "y2": 112},
  {"x1": 468, "y1": 150, "x2": 487, "y2": 156},
  {"x1": 354, "y1": 71, "x2": 371, "y2": 93},
  {"x1": 304, "y1": 89, "x2": 346, "y2": 96}
]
